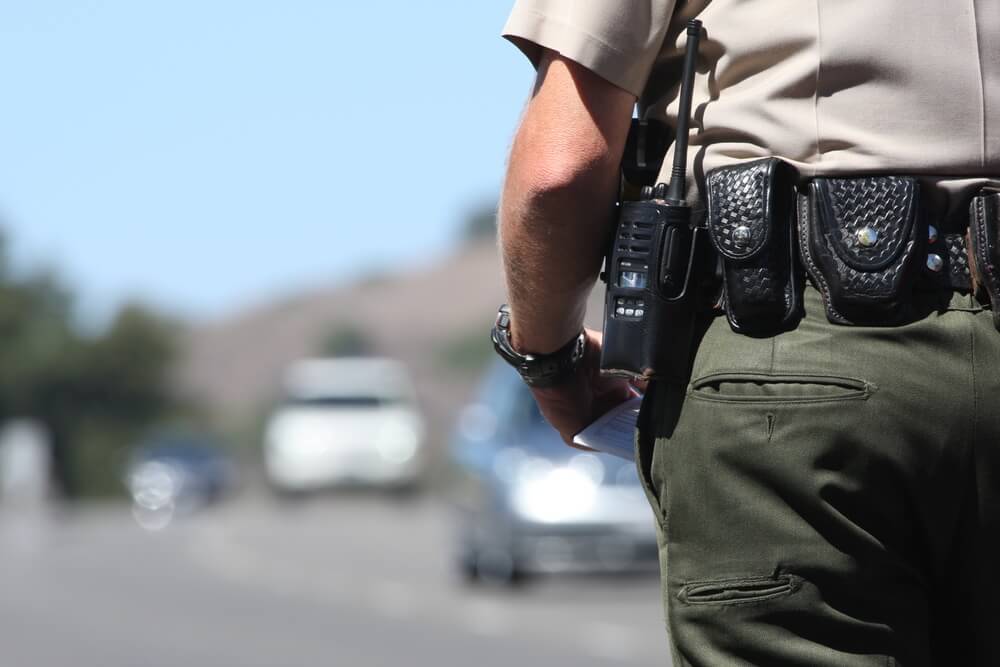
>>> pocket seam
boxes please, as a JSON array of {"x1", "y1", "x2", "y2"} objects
[
  {"x1": 678, "y1": 574, "x2": 802, "y2": 607},
  {"x1": 687, "y1": 371, "x2": 875, "y2": 404}
]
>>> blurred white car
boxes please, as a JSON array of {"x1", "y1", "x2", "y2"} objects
[{"x1": 264, "y1": 357, "x2": 426, "y2": 493}]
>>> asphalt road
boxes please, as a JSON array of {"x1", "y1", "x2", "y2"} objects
[{"x1": 0, "y1": 495, "x2": 672, "y2": 667}]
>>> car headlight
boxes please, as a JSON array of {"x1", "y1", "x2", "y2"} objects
[
  {"x1": 375, "y1": 422, "x2": 420, "y2": 464},
  {"x1": 510, "y1": 458, "x2": 599, "y2": 523},
  {"x1": 127, "y1": 462, "x2": 181, "y2": 511}
]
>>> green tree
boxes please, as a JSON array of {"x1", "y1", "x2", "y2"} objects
[
  {"x1": 459, "y1": 201, "x2": 498, "y2": 243},
  {"x1": 320, "y1": 323, "x2": 375, "y2": 357},
  {"x1": 0, "y1": 232, "x2": 179, "y2": 497},
  {"x1": 56, "y1": 304, "x2": 178, "y2": 496}
]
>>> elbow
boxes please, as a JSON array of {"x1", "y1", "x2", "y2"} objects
[
  {"x1": 510, "y1": 149, "x2": 618, "y2": 206},
  {"x1": 526, "y1": 157, "x2": 606, "y2": 198},
  {"x1": 498, "y1": 152, "x2": 617, "y2": 255}
]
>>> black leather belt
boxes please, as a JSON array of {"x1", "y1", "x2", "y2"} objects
[{"x1": 705, "y1": 159, "x2": 997, "y2": 333}]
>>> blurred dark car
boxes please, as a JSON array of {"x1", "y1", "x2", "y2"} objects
[
  {"x1": 125, "y1": 434, "x2": 237, "y2": 516},
  {"x1": 448, "y1": 362, "x2": 659, "y2": 585}
]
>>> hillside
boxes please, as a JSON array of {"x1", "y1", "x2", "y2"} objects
[{"x1": 175, "y1": 239, "x2": 605, "y2": 458}]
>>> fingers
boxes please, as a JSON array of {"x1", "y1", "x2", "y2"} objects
[
  {"x1": 629, "y1": 377, "x2": 649, "y2": 395},
  {"x1": 590, "y1": 384, "x2": 633, "y2": 422},
  {"x1": 530, "y1": 326, "x2": 639, "y2": 448},
  {"x1": 583, "y1": 327, "x2": 603, "y2": 346}
]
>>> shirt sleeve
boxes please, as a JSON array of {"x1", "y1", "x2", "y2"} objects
[{"x1": 502, "y1": 0, "x2": 677, "y2": 97}]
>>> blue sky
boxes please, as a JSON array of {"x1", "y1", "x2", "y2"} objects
[{"x1": 0, "y1": 1, "x2": 530, "y2": 323}]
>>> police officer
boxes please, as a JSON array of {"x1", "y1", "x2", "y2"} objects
[{"x1": 492, "y1": 0, "x2": 1000, "y2": 664}]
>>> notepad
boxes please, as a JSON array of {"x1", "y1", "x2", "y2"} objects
[{"x1": 572, "y1": 396, "x2": 642, "y2": 461}]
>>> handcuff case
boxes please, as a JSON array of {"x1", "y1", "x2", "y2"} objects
[{"x1": 798, "y1": 176, "x2": 926, "y2": 325}]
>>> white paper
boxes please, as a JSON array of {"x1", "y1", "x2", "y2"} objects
[{"x1": 572, "y1": 396, "x2": 642, "y2": 461}]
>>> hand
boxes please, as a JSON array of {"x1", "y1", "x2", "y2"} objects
[{"x1": 529, "y1": 328, "x2": 643, "y2": 446}]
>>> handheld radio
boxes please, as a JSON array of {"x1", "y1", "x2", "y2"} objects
[{"x1": 600, "y1": 19, "x2": 703, "y2": 380}]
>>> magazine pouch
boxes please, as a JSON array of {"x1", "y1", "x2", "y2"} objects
[{"x1": 706, "y1": 158, "x2": 802, "y2": 335}]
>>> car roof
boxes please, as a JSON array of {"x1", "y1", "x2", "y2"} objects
[{"x1": 283, "y1": 357, "x2": 415, "y2": 401}]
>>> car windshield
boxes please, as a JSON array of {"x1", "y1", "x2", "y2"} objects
[
  {"x1": 135, "y1": 439, "x2": 222, "y2": 463},
  {"x1": 284, "y1": 396, "x2": 399, "y2": 408}
]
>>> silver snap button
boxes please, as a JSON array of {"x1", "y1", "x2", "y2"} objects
[
  {"x1": 856, "y1": 226, "x2": 878, "y2": 247},
  {"x1": 928, "y1": 225, "x2": 939, "y2": 244},
  {"x1": 926, "y1": 253, "x2": 944, "y2": 272},
  {"x1": 733, "y1": 225, "x2": 752, "y2": 247}
]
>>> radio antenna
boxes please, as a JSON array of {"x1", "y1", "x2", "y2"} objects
[{"x1": 665, "y1": 19, "x2": 702, "y2": 204}]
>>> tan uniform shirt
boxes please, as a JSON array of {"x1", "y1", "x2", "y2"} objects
[{"x1": 504, "y1": 0, "x2": 1000, "y2": 222}]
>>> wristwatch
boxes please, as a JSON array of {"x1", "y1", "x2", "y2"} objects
[{"x1": 491, "y1": 304, "x2": 586, "y2": 388}]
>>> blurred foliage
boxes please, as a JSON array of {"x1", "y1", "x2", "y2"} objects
[
  {"x1": 320, "y1": 323, "x2": 375, "y2": 357},
  {"x1": 434, "y1": 328, "x2": 493, "y2": 376},
  {"x1": 0, "y1": 231, "x2": 178, "y2": 498},
  {"x1": 459, "y1": 201, "x2": 498, "y2": 243}
]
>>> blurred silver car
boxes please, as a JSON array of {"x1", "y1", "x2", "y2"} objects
[
  {"x1": 264, "y1": 357, "x2": 425, "y2": 493},
  {"x1": 448, "y1": 362, "x2": 658, "y2": 584}
]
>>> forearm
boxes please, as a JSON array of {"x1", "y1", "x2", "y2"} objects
[
  {"x1": 499, "y1": 154, "x2": 617, "y2": 353},
  {"x1": 499, "y1": 53, "x2": 634, "y2": 354}
]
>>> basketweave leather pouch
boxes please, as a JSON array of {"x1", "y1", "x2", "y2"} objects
[
  {"x1": 706, "y1": 158, "x2": 803, "y2": 335},
  {"x1": 798, "y1": 176, "x2": 926, "y2": 325},
  {"x1": 969, "y1": 189, "x2": 1000, "y2": 331}
]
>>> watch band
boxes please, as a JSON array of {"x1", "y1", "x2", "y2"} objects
[{"x1": 490, "y1": 304, "x2": 585, "y2": 388}]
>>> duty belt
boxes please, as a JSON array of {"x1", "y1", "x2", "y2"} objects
[{"x1": 704, "y1": 158, "x2": 1000, "y2": 333}]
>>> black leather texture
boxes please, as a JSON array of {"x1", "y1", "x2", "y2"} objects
[
  {"x1": 969, "y1": 191, "x2": 1000, "y2": 331},
  {"x1": 945, "y1": 233, "x2": 973, "y2": 291},
  {"x1": 706, "y1": 158, "x2": 802, "y2": 335},
  {"x1": 798, "y1": 176, "x2": 926, "y2": 325},
  {"x1": 922, "y1": 232, "x2": 973, "y2": 292}
]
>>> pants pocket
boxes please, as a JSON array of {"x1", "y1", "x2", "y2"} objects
[
  {"x1": 688, "y1": 372, "x2": 874, "y2": 404},
  {"x1": 678, "y1": 572, "x2": 802, "y2": 606}
]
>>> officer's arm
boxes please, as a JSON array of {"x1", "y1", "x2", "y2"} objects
[{"x1": 500, "y1": 50, "x2": 635, "y2": 354}]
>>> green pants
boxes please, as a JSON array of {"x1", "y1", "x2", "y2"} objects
[{"x1": 637, "y1": 284, "x2": 999, "y2": 665}]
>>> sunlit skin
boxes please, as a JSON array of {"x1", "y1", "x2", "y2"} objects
[{"x1": 499, "y1": 51, "x2": 640, "y2": 445}]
